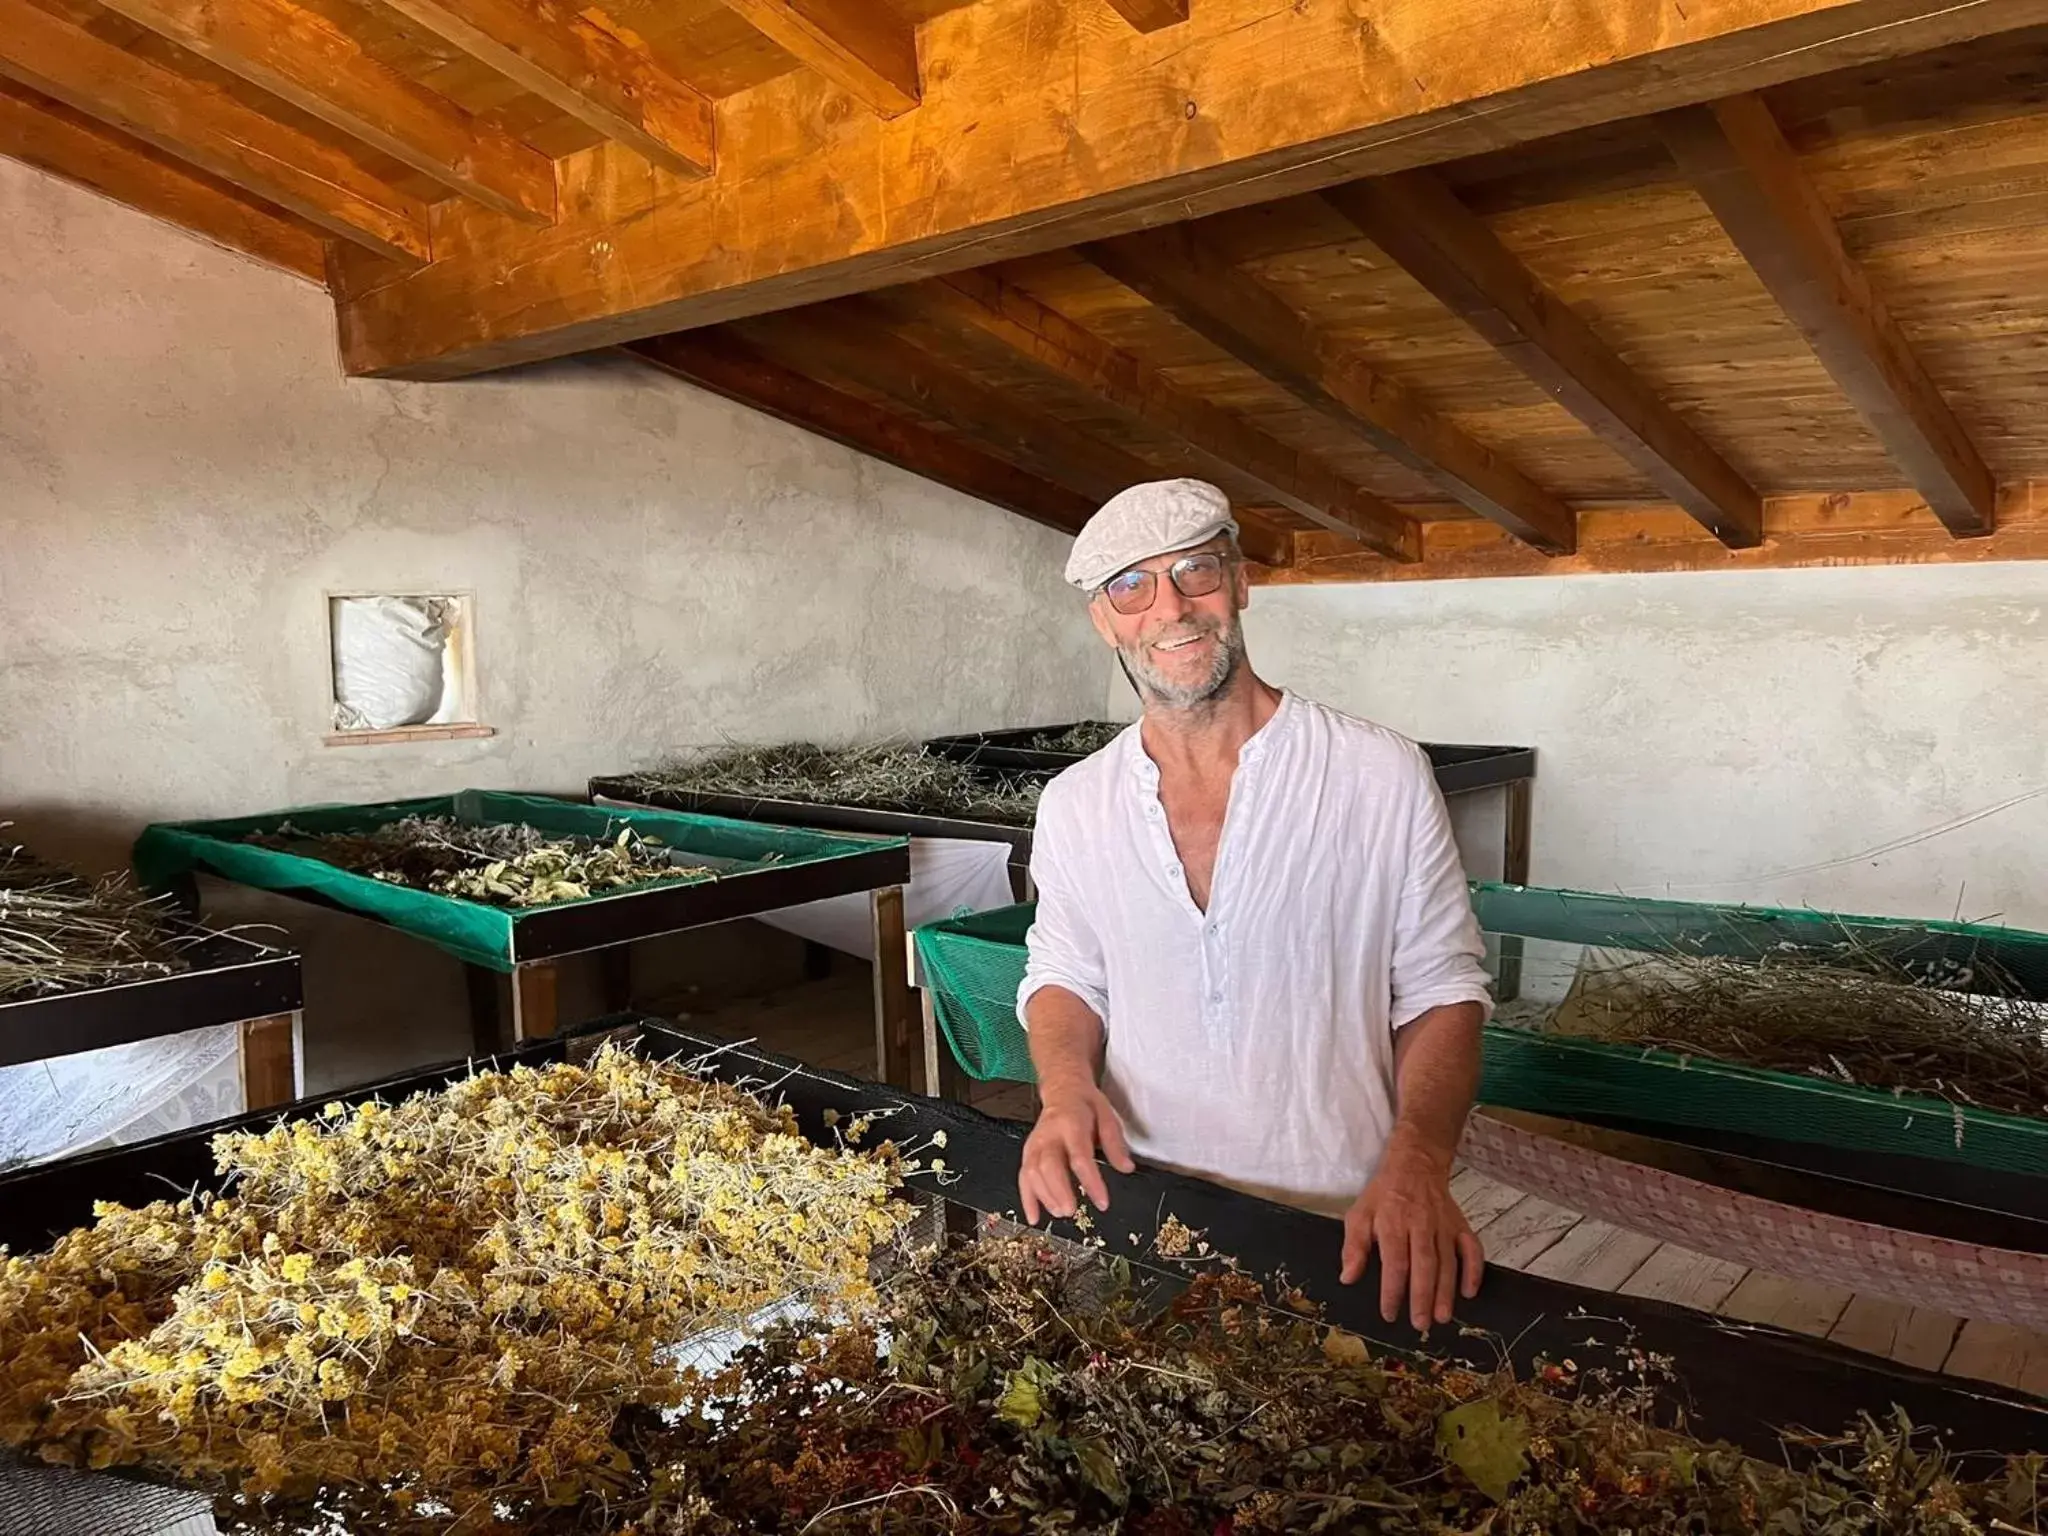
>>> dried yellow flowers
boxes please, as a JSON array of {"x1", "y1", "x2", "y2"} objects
[{"x1": 0, "y1": 1044, "x2": 914, "y2": 1530}]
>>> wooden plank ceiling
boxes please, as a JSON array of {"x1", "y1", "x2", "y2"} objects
[{"x1": 11, "y1": 0, "x2": 2048, "y2": 581}]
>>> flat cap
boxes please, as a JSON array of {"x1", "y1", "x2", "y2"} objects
[{"x1": 1064, "y1": 478, "x2": 1238, "y2": 590}]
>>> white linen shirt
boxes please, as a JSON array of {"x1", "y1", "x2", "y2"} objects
[{"x1": 1017, "y1": 692, "x2": 1492, "y2": 1217}]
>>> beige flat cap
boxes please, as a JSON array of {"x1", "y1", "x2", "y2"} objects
[{"x1": 1064, "y1": 479, "x2": 1238, "y2": 590}]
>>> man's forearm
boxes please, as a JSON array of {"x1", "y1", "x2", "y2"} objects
[
  {"x1": 1024, "y1": 986, "x2": 1108, "y2": 1104},
  {"x1": 1388, "y1": 1001, "x2": 1484, "y2": 1164}
]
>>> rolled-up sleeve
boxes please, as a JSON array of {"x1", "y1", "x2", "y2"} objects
[
  {"x1": 1018, "y1": 783, "x2": 1110, "y2": 1027},
  {"x1": 1388, "y1": 748, "x2": 1494, "y2": 1029}
]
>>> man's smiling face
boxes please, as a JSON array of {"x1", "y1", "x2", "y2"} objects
[{"x1": 1089, "y1": 538, "x2": 1251, "y2": 710}]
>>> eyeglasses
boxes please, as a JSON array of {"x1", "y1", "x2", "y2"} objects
[{"x1": 1098, "y1": 552, "x2": 1231, "y2": 615}]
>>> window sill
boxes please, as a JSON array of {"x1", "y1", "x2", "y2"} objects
[{"x1": 324, "y1": 723, "x2": 497, "y2": 748}]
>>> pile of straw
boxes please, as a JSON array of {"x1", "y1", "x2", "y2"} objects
[
  {"x1": 628, "y1": 743, "x2": 1046, "y2": 825},
  {"x1": 1553, "y1": 942, "x2": 2048, "y2": 1119}
]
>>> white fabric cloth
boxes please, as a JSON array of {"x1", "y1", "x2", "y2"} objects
[
  {"x1": 591, "y1": 798, "x2": 1021, "y2": 965},
  {"x1": 0, "y1": 1023, "x2": 243, "y2": 1171},
  {"x1": 1063, "y1": 478, "x2": 1238, "y2": 589},
  {"x1": 1018, "y1": 693, "x2": 1493, "y2": 1216},
  {"x1": 755, "y1": 835, "x2": 1017, "y2": 971}
]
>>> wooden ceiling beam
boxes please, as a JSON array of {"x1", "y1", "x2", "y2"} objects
[
  {"x1": 93, "y1": 0, "x2": 555, "y2": 223},
  {"x1": 755, "y1": 300, "x2": 1296, "y2": 564},
  {"x1": 890, "y1": 270, "x2": 1417, "y2": 560},
  {"x1": 1272, "y1": 487, "x2": 2048, "y2": 585},
  {"x1": 333, "y1": 0, "x2": 2035, "y2": 378},
  {"x1": 0, "y1": 0, "x2": 429, "y2": 262},
  {"x1": 371, "y1": 0, "x2": 715, "y2": 177},
  {"x1": 0, "y1": 80, "x2": 325, "y2": 281},
  {"x1": 628, "y1": 331, "x2": 1094, "y2": 537},
  {"x1": 1658, "y1": 93, "x2": 1995, "y2": 539},
  {"x1": 1322, "y1": 173, "x2": 1764, "y2": 549},
  {"x1": 1080, "y1": 224, "x2": 1574, "y2": 555},
  {"x1": 709, "y1": 0, "x2": 919, "y2": 117}
]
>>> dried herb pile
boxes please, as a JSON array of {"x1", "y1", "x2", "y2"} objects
[
  {"x1": 1021, "y1": 722, "x2": 1125, "y2": 756},
  {"x1": 629, "y1": 744, "x2": 1046, "y2": 826},
  {"x1": 1546, "y1": 941, "x2": 2048, "y2": 1120},
  {"x1": 243, "y1": 816, "x2": 720, "y2": 907},
  {"x1": 0, "y1": 837, "x2": 190, "y2": 1001},
  {"x1": 0, "y1": 1045, "x2": 920, "y2": 1532},
  {"x1": 643, "y1": 1232, "x2": 2045, "y2": 1535}
]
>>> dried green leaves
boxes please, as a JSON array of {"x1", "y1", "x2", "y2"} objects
[
  {"x1": 643, "y1": 1237, "x2": 2044, "y2": 1535},
  {"x1": 1437, "y1": 1398, "x2": 1532, "y2": 1502},
  {"x1": 246, "y1": 818, "x2": 718, "y2": 909}
]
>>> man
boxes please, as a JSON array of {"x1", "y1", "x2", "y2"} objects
[{"x1": 1016, "y1": 478, "x2": 1494, "y2": 1333}]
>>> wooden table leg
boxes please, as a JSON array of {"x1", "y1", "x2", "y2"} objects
[
  {"x1": 512, "y1": 961, "x2": 560, "y2": 1042},
  {"x1": 1503, "y1": 778, "x2": 1532, "y2": 887},
  {"x1": 921, "y1": 988, "x2": 970, "y2": 1102},
  {"x1": 1496, "y1": 778, "x2": 1534, "y2": 1003},
  {"x1": 239, "y1": 1011, "x2": 300, "y2": 1110},
  {"x1": 869, "y1": 886, "x2": 917, "y2": 1092}
]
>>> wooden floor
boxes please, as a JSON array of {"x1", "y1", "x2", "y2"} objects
[{"x1": 687, "y1": 968, "x2": 2047, "y2": 1396}]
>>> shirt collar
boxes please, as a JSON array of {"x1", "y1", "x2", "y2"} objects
[{"x1": 1124, "y1": 689, "x2": 1295, "y2": 781}]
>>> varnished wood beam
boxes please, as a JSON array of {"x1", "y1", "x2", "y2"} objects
[
  {"x1": 1101, "y1": 0, "x2": 1187, "y2": 33},
  {"x1": 94, "y1": 0, "x2": 554, "y2": 223},
  {"x1": 0, "y1": 0, "x2": 429, "y2": 262},
  {"x1": 784, "y1": 301, "x2": 1149, "y2": 498},
  {"x1": 763, "y1": 298, "x2": 1287, "y2": 565},
  {"x1": 1081, "y1": 225, "x2": 1574, "y2": 554},
  {"x1": 1323, "y1": 173, "x2": 1764, "y2": 549},
  {"x1": 1266, "y1": 486, "x2": 2048, "y2": 585},
  {"x1": 372, "y1": 0, "x2": 715, "y2": 177},
  {"x1": 626, "y1": 331, "x2": 1094, "y2": 538},
  {"x1": 890, "y1": 270, "x2": 1417, "y2": 559},
  {"x1": 1658, "y1": 93, "x2": 1995, "y2": 539},
  {"x1": 710, "y1": 0, "x2": 919, "y2": 117},
  {"x1": 0, "y1": 81, "x2": 325, "y2": 280},
  {"x1": 334, "y1": 0, "x2": 2038, "y2": 378}
]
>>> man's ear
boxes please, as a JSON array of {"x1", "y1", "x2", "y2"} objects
[{"x1": 1233, "y1": 558, "x2": 1252, "y2": 611}]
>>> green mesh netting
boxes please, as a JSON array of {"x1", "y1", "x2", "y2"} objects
[
  {"x1": 911, "y1": 883, "x2": 2048, "y2": 1175},
  {"x1": 135, "y1": 790, "x2": 906, "y2": 973},
  {"x1": 916, "y1": 903, "x2": 1038, "y2": 1082}
]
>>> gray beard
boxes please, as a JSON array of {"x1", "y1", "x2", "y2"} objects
[{"x1": 1119, "y1": 616, "x2": 1246, "y2": 711}]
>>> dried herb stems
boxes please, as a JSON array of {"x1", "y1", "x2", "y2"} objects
[
  {"x1": 629, "y1": 744, "x2": 1047, "y2": 826},
  {"x1": 0, "y1": 837, "x2": 190, "y2": 1002},
  {"x1": 1550, "y1": 941, "x2": 2048, "y2": 1120},
  {"x1": 1022, "y1": 721, "x2": 1125, "y2": 756}
]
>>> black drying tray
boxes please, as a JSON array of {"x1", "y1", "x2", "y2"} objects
[
  {"x1": 927, "y1": 724, "x2": 1535, "y2": 796},
  {"x1": 3, "y1": 1017, "x2": 2042, "y2": 1471},
  {"x1": 0, "y1": 928, "x2": 300, "y2": 1070}
]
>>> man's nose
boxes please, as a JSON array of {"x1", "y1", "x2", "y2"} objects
[{"x1": 1151, "y1": 576, "x2": 1195, "y2": 621}]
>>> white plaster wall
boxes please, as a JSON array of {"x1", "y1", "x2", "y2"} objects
[
  {"x1": 0, "y1": 159, "x2": 1103, "y2": 1087},
  {"x1": 1243, "y1": 566, "x2": 2048, "y2": 931}
]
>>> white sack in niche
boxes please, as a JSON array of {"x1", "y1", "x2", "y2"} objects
[{"x1": 332, "y1": 596, "x2": 447, "y2": 731}]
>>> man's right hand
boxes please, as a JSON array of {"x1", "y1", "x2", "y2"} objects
[{"x1": 1018, "y1": 1084, "x2": 1136, "y2": 1223}]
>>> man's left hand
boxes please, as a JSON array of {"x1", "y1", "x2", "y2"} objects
[{"x1": 1339, "y1": 1134, "x2": 1483, "y2": 1331}]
